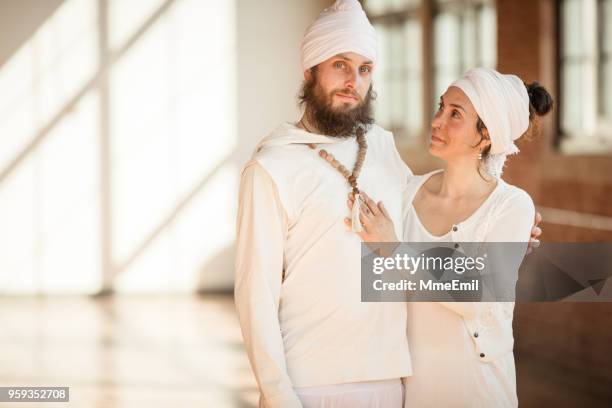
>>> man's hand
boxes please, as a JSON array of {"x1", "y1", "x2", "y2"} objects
[{"x1": 527, "y1": 211, "x2": 542, "y2": 254}]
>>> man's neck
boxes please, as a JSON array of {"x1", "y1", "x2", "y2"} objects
[{"x1": 298, "y1": 113, "x2": 322, "y2": 135}]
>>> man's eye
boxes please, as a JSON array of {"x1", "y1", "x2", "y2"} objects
[
  {"x1": 452, "y1": 110, "x2": 461, "y2": 118},
  {"x1": 334, "y1": 61, "x2": 345, "y2": 69},
  {"x1": 360, "y1": 66, "x2": 371, "y2": 73},
  {"x1": 437, "y1": 102, "x2": 443, "y2": 111}
]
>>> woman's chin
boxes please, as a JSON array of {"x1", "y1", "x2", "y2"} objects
[{"x1": 428, "y1": 144, "x2": 445, "y2": 158}]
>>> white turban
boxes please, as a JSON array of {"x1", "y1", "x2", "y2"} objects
[
  {"x1": 300, "y1": 0, "x2": 378, "y2": 72},
  {"x1": 450, "y1": 67, "x2": 530, "y2": 178}
]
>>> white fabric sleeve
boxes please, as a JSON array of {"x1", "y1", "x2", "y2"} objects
[
  {"x1": 386, "y1": 130, "x2": 413, "y2": 182},
  {"x1": 440, "y1": 190, "x2": 535, "y2": 318},
  {"x1": 484, "y1": 190, "x2": 535, "y2": 243},
  {"x1": 387, "y1": 132, "x2": 411, "y2": 238},
  {"x1": 234, "y1": 161, "x2": 302, "y2": 408},
  {"x1": 400, "y1": 159, "x2": 413, "y2": 180}
]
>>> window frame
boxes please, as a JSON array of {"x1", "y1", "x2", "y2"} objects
[
  {"x1": 557, "y1": 0, "x2": 612, "y2": 154},
  {"x1": 366, "y1": 1, "x2": 425, "y2": 147},
  {"x1": 364, "y1": 0, "x2": 497, "y2": 148}
]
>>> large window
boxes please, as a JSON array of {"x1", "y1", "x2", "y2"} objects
[
  {"x1": 0, "y1": 0, "x2": 238, "y2": 294},
  {"x1": 559, "y1": 0, "x2": 612, "y2": 153},
  {"x1": 366, "y1": 0, "x2": 423, "y2": 144},
  {"x1": 432, "y1": 0, "x2": 496, "y2": 109},
  {"x1": 364, "y1": 0, "x2": 496, "y2": 144}
]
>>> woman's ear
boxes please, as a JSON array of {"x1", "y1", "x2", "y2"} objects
[{"x1": 479, "y1": 128, "x2": 492, "y2": 149}]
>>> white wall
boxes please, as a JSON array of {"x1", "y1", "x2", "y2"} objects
[
  {"x1": 196, "y1": 0, "x2": 328, "y2": 292},
  {"x1": 0, "y1": 0, "x2": 329, "y2": 294},
  {"x1": 235, "y1": 0, "x2": 328, "y2": 161}
]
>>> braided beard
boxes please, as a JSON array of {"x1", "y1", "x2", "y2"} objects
[{"x1": 298, "y1": 70, "x2": 375, "y2": 138}]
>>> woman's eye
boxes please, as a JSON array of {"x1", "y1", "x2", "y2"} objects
[
  {"x1": 437, "y1": 103, "x2": 443, "y2": 111},
  {"x1": 334, "y1": 62, "x2": 345, "y2": 69},
  {"x1": 452, "y1": 110, "x2": 461, "y2": 118},
  {"x1": 360, "y1": 66, "x2": 371, "y2": 73}
]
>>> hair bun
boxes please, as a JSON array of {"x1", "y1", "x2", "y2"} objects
[{"x1": 526, "y1": 81, "x2": 553, "y2": 116}]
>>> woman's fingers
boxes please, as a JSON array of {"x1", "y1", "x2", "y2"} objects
[
  {"x1": 359, "y1": 206, "x2": 372, "y2": 226},
  {"x1": 360, "y1": 192, "x2": 380, "y2": 216},
  {"x1": 527, "y1": 237, "x2": 540, "y2": 254},
  {"x1": 378, "y1": 201, "x2": 390, "y2": 219},
  {"x1": 349, "y1": 193, "x2": 374, "y2": 228},
  {"x1": 531, "y1": 211, "x2": 543, "y2": 241},
  {"x1": 344, "y1": 217, "x2": 352, "y2": 229},
  {"x1": 346, "y1": 217, "x2": 369, "y2": 239},
  {"x1": 347, "y1": 192, "x2": 355, "y2": 210},
  {"x1": 534, "y1": 211, "x2": 542, "y2": 226}
]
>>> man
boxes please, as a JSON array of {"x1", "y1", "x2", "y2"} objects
[{"x1": 234, "y1": 1, "x2": 541, "y2": 407}]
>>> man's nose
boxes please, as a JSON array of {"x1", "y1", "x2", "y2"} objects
[{"x1": 344, "y1": 68, "x2": 358, "y2": 90}]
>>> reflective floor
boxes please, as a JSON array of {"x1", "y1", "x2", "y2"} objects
[
  {"x1": 0, "y1": 295, "x2": 609, "y2": 407},
  {"x1": 0, "y1": 295, "x2": 258, "y2": 408}
]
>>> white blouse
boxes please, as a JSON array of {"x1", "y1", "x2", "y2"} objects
[{"x1": 402, "y1": 169, "x2": 535, "y2": 408}]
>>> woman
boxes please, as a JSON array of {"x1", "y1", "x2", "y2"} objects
[{"x1": 345, "y1": 67, "x2": 553, "y2": 407}]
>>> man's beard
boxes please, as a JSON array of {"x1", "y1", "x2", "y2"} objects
[{"x1": 298, "y1": 70, "x2": 375, "y2": 138}]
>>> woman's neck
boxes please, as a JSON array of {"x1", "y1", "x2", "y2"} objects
[{"x1": 437, "y1": 158, "x2": 496, "y2": 200}]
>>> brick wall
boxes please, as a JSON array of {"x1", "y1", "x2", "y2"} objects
[{"x1": 496, "y1": 0, "x2": 612, "y2": 402}]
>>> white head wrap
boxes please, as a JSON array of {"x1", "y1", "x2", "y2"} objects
[
  {"x1": 300, "y1": 0, "x2": 378, "y2": 72},
  {"x1": 450, "y1": 67, "x2": 530, "y2": 178}
]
